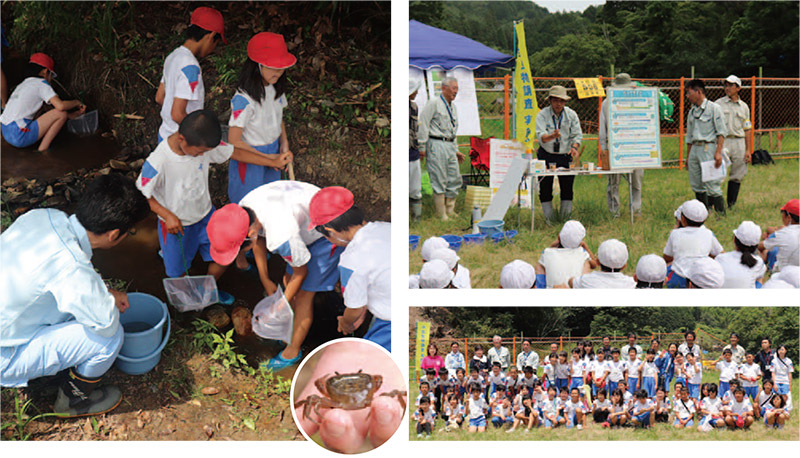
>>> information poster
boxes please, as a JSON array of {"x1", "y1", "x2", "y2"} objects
[
  {"x1": 414, "y1": 68, "x2": 481, "y2": 137},
  {"x1": 607, "y1": 87, "x2": 662, "y2": 169},
  {"x1": 573, "y1": 78, "x2": 605, "y2": 99},
  {"x1": 489, "y1": 139, "x2": 531, "y2": 208}
]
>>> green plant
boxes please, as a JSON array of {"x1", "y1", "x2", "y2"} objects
[
  {"x1": 1, "y1": 393, "x2": 61, "y2": 441},
  {"x1": 254, "y1": 365, "x2": 293, "y2": 397},
  {"x1": 191, "y1": 319, "x2": 254, "y2": 377}
]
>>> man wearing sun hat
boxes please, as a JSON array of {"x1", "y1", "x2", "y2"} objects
[
  {"x1": 308, "y1": 186, "x2": 391, "y2": 351},
  {"x1": 716, "y1": 75, "x2": 752, "y2": 209},
  {"x1": 156, "y1": 6, "x2": 226, "y2": 142},
  {"x1": 599, "y1": 73, "x2": 644, "y2": 217},
  {"x1": 759, "y1": 198, "x2": 800, "y2": 272},
  {"x1": 535, "y1": 85, "x2": 583, "y2": 222},
  {"x1": 568, "y1": 239, "x2": 635, "y2": 288}
]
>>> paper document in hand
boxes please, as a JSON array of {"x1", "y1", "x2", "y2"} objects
[{"x1": 700, "y1": 153, "x2": 731, "y2": 182}]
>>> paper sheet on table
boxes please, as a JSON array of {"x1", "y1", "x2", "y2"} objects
[{"x1": 701, "y1": 153, "x2": 731, "y2": 182}]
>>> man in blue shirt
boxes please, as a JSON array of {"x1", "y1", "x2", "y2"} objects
[{"x1": 1, "y1": 174, "x2": 150, "y2": 417}]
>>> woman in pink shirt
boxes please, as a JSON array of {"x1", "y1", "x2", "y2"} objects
[{"x1": 421, "y1": 343, "x2": 445, "y2": 374}]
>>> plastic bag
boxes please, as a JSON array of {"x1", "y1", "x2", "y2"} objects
[
  {"x1": 162, "y1": 275, "x2": 219, "y2": 312},
  {"x1": 66, "y1": 110, "x2": 98, "y2": 136},
  {"x1": 251, "y1": 286, "x2": 294, "y2": 344}
]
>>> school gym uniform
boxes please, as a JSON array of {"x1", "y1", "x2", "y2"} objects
[
  {"x1": 450, "y1": 376, "x2": 467, "y2": 399},
  {"x1": 158, "y1": 46, "x2": 204, "y2": 141},
  {"x1": 554, "y1": 361, "x2": 570, "y2": 390},
  {"x1": 486, "y1": 371, "x2": 507, "y2": 397},
  {"x1": 699, "y1": 396, "x2": 724, "y2": 427},
  {"x1": 763, "y1": 224, "x2": 800, "y2": 272},
  {"x1": 631, "y1": 399, "x2": 654, "y2": 427},
  {"x1": 757, "y1": 390, "x2": 777, "y2": 417},
  {"x1": 491, "y1": 404, "x2": 514, "y2": 427},
  {"x1": 571, "y1": 271, "x2": 636, "y2": 289},
  {"x1": 590, "y1": 360, "x2": 611, "y2": 396},
  {"x1": 655, "y1": 397, "x2": 671, "y2": 422},
  {"x1": 607, "y1": 360, "x2": 627, "y2": 394},
  {"x1": 505, "y1": 374, "x2": 521, "y2": 396},
  {"x1": 715, "y1": 251, "x2": 766, "y2": 288},
  {"x1": 640, "y1": 361, "x2": 659, "y2": 398},
  {"x1": 569, "y1": 360, "x2": 585, "y2": 390},
  {"x1": 540, "y1": 398, "x2": 560, "y2": 427},
  {"x1": 0, "y1": 77, "x2": 57, "y2": 147},
  {"x1": 627, "y1": 359, "x2": 642, "y2": 393},
  {"x1": 592, "y1": 398, "x2": 612, "y2": 423},
  {"x1": 663, "y1": 226, "x2": 723, "y2": 288},
  {"x1": 537, "y1": 247, "x2": 590, "y2": 288},
  {"x1": 466, "y1": 375, "x2": 485, "y2": 392},
  {"x1": 739, "y1": 363, "x2": 761, "y2": 400},
  {"x1": 716, "y1": 360, "x2": 739, "y2": 395},
  {"x1": 609, "y1": 403, "x2": 627, "y2": 425},
  {"x1": 444, "y1": 403, "x2": 464, "y2": 426},
  {"x1": 726, "y1": 398, "x2": 753, "y2": 427},
  {"x1": 518, "y1": 374, "x2": 537, "y2": 390},
  {"x1": 673, "y1": 363, "x2": 686, "y2": 390},
  {"x1": 452, "y1": 264, "x2": 471, "y2": 289},
  {"x1": 136, "y1": 140, "x2": 234, "y2": 277},
  {"x1": 466, "y1": 396, "x2": 488, "y2": 427},
  {"x1": 770, "y1": 355, "x2": 794, "y2": 395},
  {"x1": 414, "y1": 407, "x2": 436, "y2": 435},
  {"x1": 673, "y1": 397, "x2": 695, "y2": 427},
  {"x1": 685, "y1": 362, "x2": 703, "y2": 399},
  {"x1": 563, "y1": 399, "x2": 585, "y2": 428}
]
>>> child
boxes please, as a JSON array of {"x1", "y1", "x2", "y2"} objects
[
  {"x1": 640, "y1": 349, "x2": 659, "y2": 398},
  {"x1": 541, "y1": 386, "x2": 565, "y2": 429},
  {"x1": 634, "y1": 253, "x2": 667, "y2": 288},
  {"x1": 755, "y1": 379, "x2": 776, "y2": 419},
  {"x1": 685, "y1": 353, "x2": 703, "y2": 400},
  {"x1": 136, "y1": 110, "x2": 290, "y2": 302},
  {"x1": 414, "y1": 397, "x2": 436, "y2": 438},
  {"x1": 535, "y1": 220, "x2": 595, "y2": 288},
  {"x1": 489, "y1": 385, "x2": 507, "y2": 406},
  {"x1": 722, "y1": 380, "x2": 742, "y2": 406},
  {"x1": 452, "y1": 367, "x2": 468, "y2": 401},
  {"x1": 486, "y1": 361, "x2": 507, "y2": 399},
  {"x1": 564, "y1": 387, "x2": 587, "y2": 429},
  {"x1": 763, "y1": 393, "x2": 789, "y2": 429},
  {"x1": 630, "y1": 389, "x2": 655, "y2": 428},
  {"x1": 654, "y1": 387, "x2": 671, "y2": 423},
  {"x1": 568, "y1": 348, "x2": 585, "y2": 393},
  {"x1": 156, "y1": 7, "x2": 226, "y2": 142},
  {"x1": 607, "y1": 348, "x2": 627, "y2": 394},
  {"x1": 715, "y1": 348, "x2": 738, "y2": 395},
  {"x1": 0, "y1": 53, "x2": 85, "y2": 151},
  {"x1": 589, "y1": 348, "x2": 610, "y2": 399},
  {"x1": 227, "y1": 32, "x2": 296, "y2": 204},
  {"x1": 739, "y1": 353, "x2": 762, "y2": 401},
  {"x1": 416, "y1": 381, "x2": 436, "y2": 407},
  {"x1": 505, "y1": 366, "x2": 521, "y2": 397},
  {"x1": 723, "y1": 387, "x2": 754, "y2": 429},
  {"x1": 430, "y1": 248, "x2": 471, "y2": 289},
  {"x1": 608, "y1": 388, "x2": 629, "y2": 427},
  {"x1": 569, "y1": 239, "x2": 636, "y2": 288},
  {"x1": 592, "y1": 388, "x2": 612, "y2": 424},
  {"x1": 758, "y1": 199, "x2": 799, "y2": 272},
  {"x1": 770, "y1": 344, "x2": 794, "y2": 401},
  {"x1": 663, "y1": 199, "x2": 723, "y2": 288},
  {"x1": 444, "y1": 396, "x2": 464, "y2": 431},
  {"x1": 465, "y1": 384, "x2": 489, "y2": 433},
  {"x1": 672, "y1": 381, "x2": 685, "y2": 407},
  {"x1": 554, "y1": 351, "x2": 570, "y2": 391},
  {"x1": 698, "y1": 383, "x2": 724, "y2": 431},
  {"x1": 421, "y1": 368, "x2": 438, "y2": 390},
  {"x1": 465, "y1": 367, "x2": 485, "y2": 396},
  {"x1": 673, "y1": 387, "x2": 696, "y2": 429},
  {"x1": 519, "y1": 365, "x2": 537, "y2": 391},
  {"x1": 673, "y1": 353, "x2": 686, "y2": 389},
  {"x1": 470, "y1": 345, "x2": 490, "y2": 377},
  {"x1": 618, "y1": 380, "x2": 633, "y2": 407},
  {"x1": 627, "y1": 347, "x2": 642, "y2": 393},
  {"x1": 508, "y1": 394, "x2": 538, "y2": 432},
  {"x1": 434, "y1": 367, "x2": 451, "y2": 413},
  {"x1": 716, "y1": 221, "x2": 766, "y2": 288},
  {"x1": 490, "y1": 396, "x2": 514, "y2": 429}
]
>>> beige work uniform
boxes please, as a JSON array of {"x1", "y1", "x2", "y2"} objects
[{"x1": 716, "y1": 95, "x2": 751, "y2": 182}]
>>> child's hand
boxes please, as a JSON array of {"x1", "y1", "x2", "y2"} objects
[{"x1": 164, "y1": 212, "x2": 184, "y2": 235}]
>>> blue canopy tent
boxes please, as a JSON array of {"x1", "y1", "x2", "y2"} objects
[{"x1": 409, "y1": 20, "x2": 514, "y2": 71}]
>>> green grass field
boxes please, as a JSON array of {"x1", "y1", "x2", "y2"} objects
[
  {"x1": 410, "y1": 159, "x2": 799, "y2": 288},
  {"x1": 408, "y1": 369, "x2": 799, "y2": 441}
]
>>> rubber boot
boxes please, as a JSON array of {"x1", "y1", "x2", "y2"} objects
[
  {"x1": 694, "y1": 192, "x2": 709, "y2": 209},
  {"x1": 711, "y1": 195, "x2": 726, "y2": 216},
  {"x1": 560, "y1": 200, "x2": 573, "y2": 219},
  {"x1": 727, "y1": 181, "x2": 741, "y2": 209},
  {"x1": 433, "y1": 194, "x2": 448, "y2": 221},
  {"x1": 54, "y1": 369, "x2": 122, "y2": 418},
  {"x1": 410, "y1": 198, "x2": 423, "y2": 222},
  {"x1": 445, "y1": 197, "x2": 456, "y2": 216},
  {"x1": 541, "y1": 201, "x2": 555, "y2": 224}
]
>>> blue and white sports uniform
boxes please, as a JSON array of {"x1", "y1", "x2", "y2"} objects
[
  {"x1": 631, "y1": 398, "x2": 654, "y2": 426},
  {"x1": 0, "y1": 77, "x2": 57, "y2": 147},
  {"x1": 699, "y1": 396, "x2": 724, "y2": 427},
  {"x1": 158, "y1": 46, "x2": 204, "y2": 141},
  {"x1": 673, "y1": 397, "x2": 695, "y2": 427},
  {"x1": 627, "y1": 359, "x2": 642, "y2": 393},
  {"x1": 770, "y1": 355, "x2": 793, "y2": 395},
  {"x1": 640, "y1": 361, "x2": 659, "y2": 398},
  {"x1": 716, "y1": 359, "x2": 739, "y2": 395},
  {"x1": 739, "y1": 363, "x2": 761, "y2": 400},
  {"x1": 569, "y1": 359, "x2": 585, "y2": 390},
  {"x1": 607, "y1": 359, "x2": 627, "y2": 394},
  {"x1": 466, "y1": 396, "x2": 488, "y2": 427}
]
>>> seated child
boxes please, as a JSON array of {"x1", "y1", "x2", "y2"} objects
[
  {"x1": 685, "y1": 257, "x2": 726, "y2": 289},
  {"x1": 672, "y1": 381, "x2": 686, "y2": 408},
  {"x1": 499, "y1": 259, "x2": 536, "y2": 289},
  {"x1": 418, "y1": 259, "x2": 454, "y2": 289},
  {"x1": 755, "y1": 379, "x2": 777, "y2": 419},
  {"x1": 505, "y1": 366, "x2": 520, "y2": 397},
  {"x1": 722, "y1": 380, "x2": 743, "y2": 406},
  {"x1": 490, "y1": 396, "x2": 514, "y2": 428},
  {"x1": 630, "y1": 389, "x2": 656, "y2": 428},
  {"x1": 698, "y1": 383, "x2": 724, "y2": 430},
  {"x1": 465, "y1": 384, "x2": 489, "y2": 433},
  {"x1": 592, "y1": 388, "x2": 612, "y2": 424},
  {"x1": 444, "y1": 396, "x2": 464, "y2": 431},
  {"x1": 451, "y1": 367, "x2": 467, "y2": 401},
  {"x1": 663, "y1": 199, "x2": 723, "y2": 288},
  {"x1": 489, "y1": 386, "x2": 508, "y2": 406},
  {"x1": 654, "y1": 387, "x2": 671, "y2": 423},
  {"x1": 716, "y1": 221, "x2": 765, "y2": 288},
  {"x1": 420, "y1": 236, "x2": 449, "y2": 262},
  {"x1": 414, "y1": 396, "x2": 436, "y2": 438},
  {"x1": 617, "y1": 380, "x2": 633, "y2": 407},
  {"x1": 564, "y1": 387, "x2": 587, "y2": 429},
  {"x1": 758, "y1": 199, "x2": 799, "y2": 272},
  {"x1": 535, "y1": 220, "x2": 595, "y2": 288},
  {"x1": 763, "y1": 393, "x2": 790, "y2": 429},
  {"x1": 607, "y1": 388, "x2": 629, "y2": 427},
  {"x1": 541, "y1": 386, "x2": 565, "y2": 429},
  {"x1": 508, "y1": 394, "x2": 538, "y2": 432},
  {"x1": 673, "y1": 387, "x2": 696, "y2": 429},
  {"x1": 415, "y1": 381, "x2": 436, "y2": 407},
  {"x1": 723, "y1": 387, "x2": 754, "y2": 429},
  {"x1": 569, "y1": 239, "x2": 635, "y2": 288},
  {"x1": 518, "y1": 365, "x2": 538, "y2": 391},
  {"x1": 634, "y1": 254, "x2": 667, "y2": 288},
  {"x1": 429, "y1": 247, "x2": 470, "y2": 289}
]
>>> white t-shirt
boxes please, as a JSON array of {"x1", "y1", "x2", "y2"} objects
[
  {"x1": 518, "y1": 374, "x2": 537, "y2": 388},
  {"x1": 640, "y1": 361, "x2": 658, "y2": 378},
  {"x1": 538, "y1": 247, "x2": 590, "y2": 287},
  {"x1": 715, "y1": 251, "x2": 765, "y2": 288},
  {"x1": 415, "y1": 392, "x2": 436, "y2": 407},
  {"x1": 136, "y1": 140, "x2": 234, "y2": 225},
  {"x1": 701, "y1": 396, "x2": 724, "y2": 416},
  {"x1": 239, "y1": 181, "x2": 322, "y2": 268},
  {"x1": 593, "y1": 398, "x2": 612, "y2": 411},
  {"x1": 569, "y1": 360, "x2": 585, "y2": 378},
  {"x1": 628, "y1": 359, "x2": 642, "y2": 381},
  {"x1": 572, "y1": 271, "x2": 636, "y2": 289},
  {"x1": 453, "y1": 264, "x2": 471, "y2": 289},
  {"x1": 414, "y1": 407, "x2": 436, "y2": 423},
  {"x1": 541, "y1": 398, "x2": 559, "y2": 417},
  {"x1": 591, "y1": 360, "x2": 610, "y2": 381},
  {"x1": 564, "y1": 399, "x2": 585, "y2": 417},
  {"x1": 663, "y1": 226, "x2": 724, "y2": 277},
  {"x1": 444, "y1": 403, "x2": 464, "y2": 418},
  {"x1": 608, "y1": 360, "x2": 627, "y2": 382},
  {"x1": 338, "y1": 222, "x2": 391, "y2": 320},
  {"x1": 770, "y1": 356, "x2": 794, "y2": 384},
  {"x1": 228, "y1": 86, "x2": 287, "y2": 146},
  {"x1": 486, "y1": 371, "x2": 506, "y2": 387},
  {"x1": 673, "y1": 398, "x2": 695, "y2": 419},
  {"x1": 554, "y1": 361, "x2": 570, "y2": 379},
  {"x1": 158, "y1": 46, "x2": 205, "y2": 140},
  {"x1": 466, "y1": 396, "x2": 488, "y2": 419},
  {"x1": 763, "y1": 225, "x2": 800, "y2": 271},
  {"x1": 716, "y1": 360, "x2": 739, "y2": 382},
  {"x1": 632, "y1": 399, "x2": 653, "y2": 415},
  {"x1": 757, "y1": 390, "x2": 776, "y2": 411},
  {"x1": 726, "y1": 398, "x2": 753, "y2": 415},
  {"x1": 685, "y1": 362, "x2": 703, "y2": 385},
  {"x1": 0, "y1": 77, "x2": 57, "y2": 127},
  {"x1": 739, "y1": 363, "x2": 761, "y2": 388}
]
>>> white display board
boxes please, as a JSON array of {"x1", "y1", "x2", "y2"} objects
[
  {"x1": 489, "y1": 138, "x2": 530, "y2": 208},
  {"x1": 607, "y1": 87, "x2": 662, "y2": 169},
  {"x1": 410, "y1": 67, "x2": 481, "y2": 137}
]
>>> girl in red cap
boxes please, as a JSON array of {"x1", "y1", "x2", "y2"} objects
[
  {"x1": 0, "y1": 53, "x2": 85, "y2": 151},
  {"x1": 227, "y1": 32, "x2": 297, "y2": 204},
  {"x1": 759, "y1": 198, "x2": 800, "y2": 272}
]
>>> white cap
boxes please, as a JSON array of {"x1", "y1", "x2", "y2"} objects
[
  {"x1": 559, "y1": 220, "x2": 586, "y2": 249},
  {"x1": 430, "y1": 247, "x2": 460, "y2": 270},
  {"x1": 598, "y1": 239, "x2": 628, "y2": 270},
  {"x1": 409, "y1": 274, "x2": 420, "y2": 289},
  {"x1": 635, "y1": 254, "x2": 667, "y2": 283},
  {"x1": 772, "y1": 265, "x2": 800, "y2": 288},
  {"x1": 500, "y1": 260, "x2": 536, "y2": 289},
  {"x1": 421, "y1": 236, "x2": 449, "y2": 262},
  {"x1": 725, "y1": 75, "x2": 742, "y2": 87},
  {"x1": 681, "y1": 199, "x2": 708, "y2": 224},
  {"x1": 410, "y1": 78, "x2": 422, "y2": 96},
  {"x1": 419, "y1": 259, "x2": 454, "y2": 289},
  {"x1": 732, "y1": 221, "x2": 762, "y2": 246},
  {"x1": 686, "y1": 257, "x2": 725, "y2": 289}
]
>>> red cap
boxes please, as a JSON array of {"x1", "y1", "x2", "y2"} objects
[
  {"x1": 190, "y1": 7, "x2": 227, "y2": 44},
  {"x1": 308, "y1": 187, "x2": 354, "y2": 230},
  {"x1": 781, "y1": 198, "x2": 799, "y2": 216},
  {"x1": 29, "y1": 53, "x2": 55, "y2": 74},
  {"x1": 247, "y1": 32, "x2": 296, "y2": 69},
  {"x1": 207, "y1": 204, "x2": 249, "y2": 266}
]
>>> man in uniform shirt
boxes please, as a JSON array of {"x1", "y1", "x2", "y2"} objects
[
  {"x1": 418, "y1": 76, "x2": 464, "y2": 220},
  {"x1": 516, "y1": 339, "x2": 540, "y2": 372},
  {"x1": 620, "y1": 333, "x2": 643, "y2": 362},
  {"x1": 678, "y1": 331, "x2": 703, "y2": 362},
  {"x1": 715, "y1": 75, "x2": 752, "y2": 209},
  {"x1": 685, "y1": 79, "x2": 728, "y2": 215},
  {"x1": 721, "y1": 332, "x2": 747, "y2": 365},
  {"x1": 487, "y1": 335, "x2": 511, "y2": 371},
  {"x1": 754, "y1": 337, "x2": 775, "y2": 382}
]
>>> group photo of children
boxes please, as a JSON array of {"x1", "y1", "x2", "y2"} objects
[{"x1": 409, "y1": 306, "x2": 799, "y2": 441}]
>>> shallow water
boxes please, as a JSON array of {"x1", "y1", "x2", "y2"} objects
[{"x1": 1, "y1": 133, "x2": 119, "y2": 182}]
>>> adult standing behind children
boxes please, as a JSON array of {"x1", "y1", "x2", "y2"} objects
[
  {"x1": 409, "y1": 78, "x2": 423, "y2": 221},
  {"x1": 487, "y1": 335, "x2": 511, "y2": 371},
  {"x1": 0, "y1": 53, "x2": 85, "y2": 151},
  {"x1": 1, "y1": 174, "x2": 150, "y2": 417},
  {"x1": 721, "y1": 333, "x2": 746, "y2": 365},
  {"x1": 678, "y1": 331, "x2": 702, "y2": 362},
  {"x1": 155, "y1": 7, "x2": 225, "y2": 142},
  {"x1": 755, "y1": 337, "x2": 775, "y2": 382},
  {"x1": 227, "y1": 32, "x2": 296, "y2": 204},
  {"x1": 445, "y1": 342, "x2": 466, "y2": 377},
  {"x1": 621, "y1": 333, "x2": 643, "y2": 362},
  {"x1": 516, "y1": 340, "x2": 539, "y2": 373},
  {"x1": 715, "y1": 75, "x2": 752, "y2": 209},
  {"x1": 309, "y1": 186, "x2": 391, "y2": 351}
]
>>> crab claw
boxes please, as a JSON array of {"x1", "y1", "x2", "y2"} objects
[{"x1": 379, "y1": 389, "x2": 408, "y2": 412}]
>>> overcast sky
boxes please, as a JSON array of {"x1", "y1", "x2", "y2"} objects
[{"x1": 534, "y1": 0, "x2": 606, "y2": 13}]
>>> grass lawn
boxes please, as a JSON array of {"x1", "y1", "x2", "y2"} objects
[
  {"x1": 409, "y1": 159, "x2": 799, "y2": 288},
  {"x1": 408, "y1": 369, "x2": 799, "y2": 441}
]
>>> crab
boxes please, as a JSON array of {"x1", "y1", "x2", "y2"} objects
[{"x1": 294, "y1": 370, "x2": 407, "y2": 425}]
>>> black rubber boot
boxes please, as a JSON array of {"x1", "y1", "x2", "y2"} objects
[
  {"x1": 54, "y1": 369, "x2": 122, "y2": 417},
  {"x1": 694, "y1": 192, "x2": 709, "y2": 209},
  {"x1": 711, "y1": 195, "x2": 726, "y2": 216},
  {"x1": 727, "y1": 181, "x2": 741, "y2": 209}
]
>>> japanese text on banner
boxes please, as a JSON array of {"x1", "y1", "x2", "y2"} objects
[
  {"x1": 514, "y1": 21, "x2": 538, "y2": 150},
  {"x1": 573, "y1": 78, "x2": 606, "y2": 99},
  {"x1": 415, "y1": 321, "x2": 431, "y2": 380}
]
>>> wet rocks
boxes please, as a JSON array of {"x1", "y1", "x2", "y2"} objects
[
  {"x1": 231, "y1": 306, "x2": 253, "y2": 337},
  {"x1": 205, "y1": 305, "x2": 230, "y2": 329},
  {"x1": 109, "y1": 159, "x2": 130, "y2": 171},
  {"x1": 201, "y1": 386, "x2": 220, "y2": 396}
]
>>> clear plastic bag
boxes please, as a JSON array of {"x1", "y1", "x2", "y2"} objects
[
  {"x1": 66, "y1": 110, "x2": 98, "y2": 136},
  {"x1": 162, "y1": 275, "x2": 219, "y2": 312},
  {"x1": 251, "y1": 286, "x2": 294, "y2": 344}
]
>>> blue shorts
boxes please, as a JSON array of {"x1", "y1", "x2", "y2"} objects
[
  {"x1": 158, "y1": 208, "x2": 215, "y2": 278},
  {"x1": 228, "y1": 139, "x2": 282, "y2": 204},
  {"x1": 566, "y1": 412, "x2": 579, "y2": 428},
  {"x1": 687, "y1": 383, "x2": 700, "y2": 399},
  {"x1": 665, "y1": 265, "x2": 688, "y2": 289},
  {"x1": 607, "y1": 381, "x2": 619, "y2": 394},
  {"x1": 628, "y1": 378, "x2": 638, "y2": 393},
  {"x1": 642, "y1": 377, "x2": 657, "y2": 398},
  {"x1": 744, "y1": 386, "x2": 758, "y2": 400},
  {"x1": 284, "y1": 237, "x2": 342, "y2": 292},
  {"x1": 775, "y1": 383, "x2": 790, "y2": 395},
  {"x1": 2, "y1": 119, "x2": 39, "y2": 148},
  {"x1": 363, "y1": 318, "x2": 390, "y2": 352},
  {"x1": 701, "y1": 416, "x2": 722, "y2": 427},
  {"x1": 491, "y1": 416, "x2": 514, "y2": 426},
  {"x1": 634, "y1": 412, "x2": 651, "y2": 426},
  {"x1": 673, "y1": 417, "x2": 693, "y2": 427},
  {"x1": 469, "y1": 416, "x2": 486, "y2": 428},
  {"x1": 719, "y1": 381, "x2": 730, "y2": 396},
  {"x1": 556, "y1": 378, "x2": 568, "y2": 391},
  {"x1": 544, "y1": 416, "x2": 563, "y2": 428},
  {"x1": 766, "y1": 233, "x2": 778, "y2": 270},
  {"x1": 570, "y1": 377, "x2": 583, "y2": 391}
]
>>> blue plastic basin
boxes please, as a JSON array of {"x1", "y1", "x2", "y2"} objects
[
  {"x1": 477, "y1": 219, "x2": 504, "y2": 235},
  {"x1": 409, "y1": 234, "x2": 420, "y2": 251},
  {"x1": 463, "y1": 233, "x2": 488, "y2": 245},
  {"x1": 441, "y1": 234, "x2": 463, "y2": 251},
  {"x1": 491, "y1": 230, "x2": 519, "y2": 244}
]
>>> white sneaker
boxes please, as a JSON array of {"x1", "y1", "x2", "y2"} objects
[
  {"x1": 577, "y1": 424, "x2": 583, "y2": 430},
  {"x1": 417, "y1": 433, "x2": 423, "y2": 438},
  {"x1": 505, "y1": 428, "x2": 515, "y2": 433}
]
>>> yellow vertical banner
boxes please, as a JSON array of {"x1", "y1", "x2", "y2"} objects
[
  {"x1": 514, "y1": 21, "x2": 539, "y2": 150},
  {"x1": 415, "y1": 321, "x2": 431, "y2": 382}
]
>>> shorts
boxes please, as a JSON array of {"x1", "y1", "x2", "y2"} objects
[
  {"x1": 285, "y1": 237, "x2": 343, "y2": 292},
  {"x1": 566, "y1": 412, "x2": 580, "y2": 428},
  {"x1": 607, "y1": 380, "x2": 619, "y2": 394},
  {"x1": 158, "y1": 208, "x2": 215, "y2": 278},
  {"x1": 766, "y1": 233, "x2": 778, "y2": 270},
  {"x1": 634, "y1": 412, "x2": 651, "y2": 426},
  {"x1": 665, "y1": 264, "x2": 688, "y2": 289},
  {"x1": 570, "y1": 377, "x2": 583, "y2": 391},
  {"x1": 628, "y1": 378, "x2": 638, "y2": 393},
  {"x1": 775, "y1": 383, "x2": 790, "y2": 395},
  {"x1": 556, "y1": 378, "x2": 568, "y2": 391},
  {"x1": 491, "y1": 416, "x2": 514, "y2": 427},
  {"x1": 642, "y1": 377, "x2": 657, "y2": 398},
  {"x1": 2, "y1": 119, "x2": 40, "y2": 148},
  {"x1": 687, "y1": 383, "x2": 700, "y2": 399},
  {"x1": 701, "y1": 416, "x2": 722, "y2": 427},
  {"x1": 544, "y1": 415, "x2": 563, "y2": 428},
  {"x1": 673, "y1": 417, "x2": 693, "y2": 427},
  {"x1": 227, "y1": 139, "x2": 282, "y2": 204},
  {"x1": 719, "y1": 381, "x2": 730, "y2": 396},
  {"x1": 363, "y1": 318, "x2": 391, "y2": 352},
  {"x1": 469, "y1": 416, "x2": 486, "y2": 428}
]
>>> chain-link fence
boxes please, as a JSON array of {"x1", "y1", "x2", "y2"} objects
[{"x1": 461, "y1": 76, "x2": 799, "y2": 171}]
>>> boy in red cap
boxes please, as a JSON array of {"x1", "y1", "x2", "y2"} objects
[
  {"x1": 205, "y1": 181, "x2": 344, "y2": 370},
  {"x1": 227, "y1": 32, "x2": 297, "y2": 204},
  {"x1": 0, "y1": 53, "x2": 85, "y2": 151},
  {"x1": 759, "y1": 198, "x2": 800, "y2": 272},
  {"x1": 308, "y1": 186, "x2": 392, "y2": 351},
  {"x1": 155, "y1": 6, "x2": 226, "y2": 142}
]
